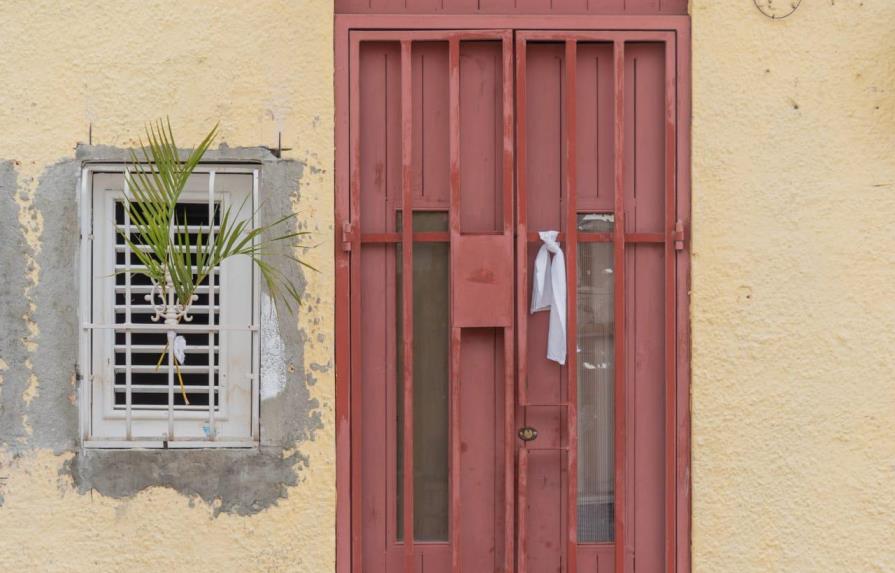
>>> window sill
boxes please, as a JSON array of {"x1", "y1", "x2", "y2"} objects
[{"x1": 82, "y1": 439, "x2": 257, "y2": 450}]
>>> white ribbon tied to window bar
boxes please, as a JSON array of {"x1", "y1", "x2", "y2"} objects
[
  {"x1": 173, "y1": 335, "x2": 187, "y2": 365},
  {"x1": 530, "y1": 230, "x2": 567, "y2": 365}
]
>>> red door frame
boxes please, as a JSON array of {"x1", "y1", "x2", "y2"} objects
[{"x1": 334, "y1": 14, "x2": 691, "y2": 573}]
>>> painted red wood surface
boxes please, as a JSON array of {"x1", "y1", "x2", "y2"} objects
[
  {"x1": 335, "y1": 15, "x2": 690, "y2": 573},
  {"x1": 336, "y1": 0, "x2": 687, "y2": 15}
]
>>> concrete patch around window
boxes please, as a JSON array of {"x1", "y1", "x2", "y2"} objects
[{"x1": 0, "y1": 145, "x2": 322, "y2": 514}]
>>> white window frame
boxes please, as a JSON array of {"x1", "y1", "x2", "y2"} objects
[{"x1": 78, "y1": 164, "x2": 262, "y2": 448}]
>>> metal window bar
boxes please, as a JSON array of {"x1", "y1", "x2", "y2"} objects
[
  {"x1": 208, "y1": 171, "x2": 217, "y2": 440},
  {"x1": 82, "y1": 164, "x2": 263, "y2": 446},
  {"x1": 167, "y1": 291, "x2": 175, "y2": 438},
  {"x1": 110, "y1": 185, "x2": 227, "y2": 436},
  {"x1": 251, "y1": 169, "x2": 261, "y2": 442},
  {"x1": 92, "y1": 323, "x2": 254, "y2": 332},
  {"x1": 123, "y1": 170, "x2": 133, "y2": 440}
]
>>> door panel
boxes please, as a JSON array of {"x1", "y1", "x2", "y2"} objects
[
  {"x1": 352, "y1": 31, "x2": 515, "y2": 573},
  {"x1": 459, "y1": 41, "x2": 505, "y2": 233},
  {"x1": 516, "y1": 32, "x2": 676, "y2": 573},
  {"x1": 520, "y1": 41, "x2": 567, "y2": 573},
  {"x1": 458, "y1": 328, "x2": 507, "y2": 571},
  {"x1": 624, "y1": 42, "x2": 667, "y2": 573},
  {"x1": 411, "y1": 42, "x2": 451, "y2": 209},
  {"x1": 348, "y1": 28, "x2": 679, "y2": 573}
]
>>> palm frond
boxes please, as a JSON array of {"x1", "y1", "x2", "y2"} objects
[{"x1": 119, "y1": 120, "x2": 310, "y2": 322}]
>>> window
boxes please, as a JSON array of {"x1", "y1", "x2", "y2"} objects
[{"x1": 79, "y1": 165, "x2": 260, "y2": 448}]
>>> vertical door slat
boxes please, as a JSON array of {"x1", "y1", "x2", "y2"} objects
[
  {"x1": 400, "y1": 38, "x2": 415, "y2": 573},
  {"x1": 515, "y1": 34, "x2": 529, "y2": 573},
  {"x1": 564, "y1": 38, "x2": 579, "y2": 573},
  {"x1": 348, "y1": 35, "x2": 363, "y2": 573},
  {"x1": 448, "y1": 36, "x2": 462, "y2": 573},
  {"x1": 450, "y1": 327, "x2": 462, "y2": 571},
  {"x1": 675, "y1": 25, "x2": 692, "y2": 573},
  {"x1": 515, "y1": 35, "x2": 529, "y2": 413},
  {"x1": 663, "y1": 36, "x2": 678, "y2": 573},
  {"x1": 612, "y1": 38, "x2": 628, "y2": 573},
  {"x1": 501, "y1": 31, "x2": 516, "y2": 573}
]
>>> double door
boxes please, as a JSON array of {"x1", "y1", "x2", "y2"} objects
[{"x1": 339, "y1": 27, "x2": 686, "y2": 573}]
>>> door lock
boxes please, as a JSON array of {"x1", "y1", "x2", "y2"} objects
[{"x1": 517, "y1": 426, "x2": 538, "y2": 442}]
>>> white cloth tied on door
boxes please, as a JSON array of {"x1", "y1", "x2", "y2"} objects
[{"x1": 530, "y1": 230, "x2": 567, "y2": 365}]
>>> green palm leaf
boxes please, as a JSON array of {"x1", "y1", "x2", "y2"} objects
[{"x1": 119, "y1": 120, "x2": 307, "y2": 332}]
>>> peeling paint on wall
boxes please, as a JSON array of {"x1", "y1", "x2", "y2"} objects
[
  {"x1": 0, "y1": 158, "x2": 81, "y2": 454},
  {"x1": 0, "y1": 144, "x2": 323, "y2": 514},
  {"x1": 65, "y1": 447, "x2": 309, "y2": 517},
  {"x1": 0, "y1": 1, "x2": 335, "y2": 569},
  {"x1": 261, "y1": 293, "x2": 289, "y2": 401}
]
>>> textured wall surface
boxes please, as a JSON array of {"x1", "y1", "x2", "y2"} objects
[
  {"x1": 690, "y1": 1, "x2": 895, "y2": 571},
  {"x1": 1, "y1": 0, "x2": 893, "y2": 571},
  {"x1": 0, "y1": 1, "x2": 335, "y2": 571}
]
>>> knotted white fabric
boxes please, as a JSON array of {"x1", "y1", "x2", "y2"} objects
[
  {"x1": 530, "y1": 230, "x2": 567, "y2": 365},
  {"x1": 173, "y1": 335, "x2": 187, "y2": 364}
]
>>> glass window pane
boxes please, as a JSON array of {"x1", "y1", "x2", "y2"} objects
[
  {"x1": 397, "y1": 211, "x2": 450, "y2": 541},
  {"x1": 578, "y1": 212, "x2": 614, "y2": 233},
  {"x1": 576, "y1": 213, "x2": 615, "y2": 542}
]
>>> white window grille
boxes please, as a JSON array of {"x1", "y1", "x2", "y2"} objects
[{"x1": 79, "y1": 165, "x2": 261, "y2": 448}]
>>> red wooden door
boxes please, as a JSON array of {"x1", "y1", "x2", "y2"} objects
[{"x1": 338, "y1": 25, "x2": 685, "y2": 573}]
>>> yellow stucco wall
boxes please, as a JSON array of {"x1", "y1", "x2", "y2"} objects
[
  {"x1": 1, "y1": 0, "x2": 893, "y2": 572},
  {"x1": 0, "y1": 1, "x2": 336, "y2": 571},
  {"x1": 691, "y1": 1, "x2": 895, "y2": 571}
]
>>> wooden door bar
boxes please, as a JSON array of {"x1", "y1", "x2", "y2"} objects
[
  {"x1": 448, "y1": 36, "x2": 461, "y2": 573},
  {"x1": 501, "y1": 30, "x2": 516, "y2": 573},
  {"x1": 564, "y1": 37, "x2": 580, "y2": 573},
  {"x1": 351, "y1": 29, "x2": 509, "y2": 42},
  {"x1": 400, "y1": 39, "x2": 415, "y2": 573},
  {"x1": 514, "y1": 33, "x2": 529, "y2": 573},
  {"x1": 518, "y1": 446, "x2": 530, "y2": 573},
  {"x1": 347, "y1": 34, "x2": 363, "y2": 573},
  {"x1": 676, "y1": 25, "x2": 692, "y2": 573},
  {"x1": 612, "y1": 38, "x2": 628, "y2": 573},
  {"x1": 664, "y1": 35, "x2": 678, "y2": 573},
  {"x1": 358, "y1": 231, "x2": 663, "y2": 244},
  {"x1": 523, "y1": 232, "x2": 664, "y2": 244},
  {"x1": 513, "y1": 30, "x2": 673, "y2": 42}
]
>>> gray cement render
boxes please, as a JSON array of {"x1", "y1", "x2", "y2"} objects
[{"x1": 0, "y1": 145, "x2": 321, "y2": 514}]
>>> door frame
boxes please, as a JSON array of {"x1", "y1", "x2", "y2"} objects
[{"x1": 334, "y1": 14, "x2": 692, "y2": 573}]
